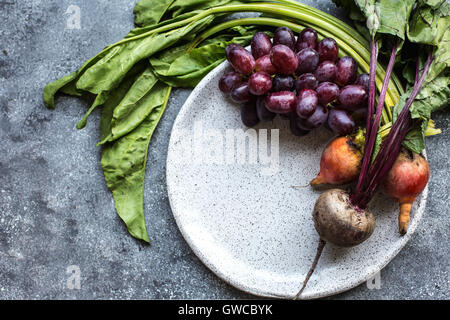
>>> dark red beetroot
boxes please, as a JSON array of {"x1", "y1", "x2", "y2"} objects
[
  {"x1": 382, "y1": 149, "x2": 430, "y2": 235},
  {"x1": 310, "y1": 136, "x2": 362, "y2": 186}
]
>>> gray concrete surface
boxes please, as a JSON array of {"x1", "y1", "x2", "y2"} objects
[{"x1": 0, "y1": 0, "x2": 448, "y2": 300}]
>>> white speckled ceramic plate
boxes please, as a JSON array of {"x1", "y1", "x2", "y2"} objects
[{"x1": 166, "y1": 60, "x2": 428, "y2": 299}]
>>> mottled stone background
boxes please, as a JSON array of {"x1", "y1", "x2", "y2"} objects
[{"x1": 0, "y1": 0, "x2": 448, "y2": 299}]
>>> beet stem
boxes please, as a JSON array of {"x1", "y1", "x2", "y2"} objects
[
  {"x1": 353, "y1": 50, "x2": 434, "y2": 208},
  {"x1": 294, "y1": 239, "x2": 326, "y2": 300},
  {"x1": 365, "y1": 40, "x2": 378, "y2": 140},
  {"x1": 353, "y1": 43, "x2": 397, "y2": 200}
]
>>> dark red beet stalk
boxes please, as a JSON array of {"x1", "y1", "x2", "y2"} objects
[
  {"x1": 365, "y1": 41, "x2": 378, "y2": 139},
  {"x1": 353, "y1": 43, "x2": 397, "y2": 197},
  {"x1": 352, "y1": 51, "x2": 434, "y2": 209}
]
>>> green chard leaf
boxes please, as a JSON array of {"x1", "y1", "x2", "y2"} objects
[
  {"x1": 403, "y1": 120, "x2": 428, "y2": 154},
  {"x1": 43, "y1": 47, "x2": 115, "y2": 109},
  {"x1": 132, "y1": 0, "x2": 246, "y2": 27},
  {"x1": 168, "y1": 0, "x2": 242, "y2": 18},
  {"x1": 333, "y1": 0, "x2": 415, "y2": 40},
  {"x1": 393, "y1": 72, "x2": 449, "y2": 153},
  {"x1": 149, "y1": 26, "x2": 261, "y2": 87},
  {"x1": 75, "y1": 16, "x2": 214, "y2": 96},
  {"x1": 43, "y1": 72, "x2": 78, "y2": 109},
  {"x1": 99, "y1": 68, "x2": 169, "y2": 145},
  {"x1": 101, "y1": 81, "x2": 171, "y2": 243},
  {"x1": 99, "y1": 65, "x2": 146, "y2": 141},
  {"x1": 408, "y1": 1, "x2": 449, "y2": 46},
  {"x1": 133, "y1": 0, "x2": 175, "y2": 27},
  {"x1": 393, "y1": 1, "x2": 450, "y2": 154}
]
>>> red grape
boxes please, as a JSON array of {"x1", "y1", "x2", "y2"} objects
[
  {"x1": 295, "y1": 28, "x2": 318, "y2": 51},
  {"x1": 335, "y1": 56, "x2": 357, "y2": 86},
  {"x1": 231, "y1": 82, "x2": 253, "y2": 103},
  {"x1": 265, "y1": 91, "x2": 297, "y2": 114},
  {"x1": 273, "y1": 27, "x2": 295, "y2": 50},
  {"x1": 270, "y1": 44, "x2": 298, "y2": 75},
  {"x1": 226, "y1": 44, "x2": 255, "y2": 75},
  {"x1": 328, "y1": 109, "x2": 355, "y2": 135},
  {"x1": 296, "y1": 48, "x2": 319, "y2": 74},
  {"x1": 316, "y1": 81, "x2": 339, "y2": 105},
  {"x1": 317, "y1": 38, "x2": 339, "y2": 62},
  {"x1": 219, "y1": 71, "x2": 241, "y2": 94},
  {"x1": 272, "y1": 74, "x2": 295, "y2": 91},
  {"x1": 225, "y1": 43, "x2": 240, "y2": 59},
  {"x1": 255, "y1": 55, "x2": 277, "y2": 75},
  {"x1": 241, "y1": 102, "x2": 260, "y2": 127},
  {"x1": 295, "y1": 73, "x2": 318, "y2": 91},
  {"x1": 314, "y1": 60, "x2": 337, "y2": 82},
  {"x1": 303, "y1": 104, "x2": 329, "y2": 129},
  {"x1": 251, "y1": 32, "x2": 272, "y2": 59},
  {"x1": 296, "y1": 89, "x2": 318, "y2": 119},
  {"x1": 256, "y1": 96, "x2": 276, "y2": 122},
  {"x1": 248, "y1": 71, "x2": 272, "y2": 96},
  {"x1": 338, "y1": 84, "x2": 368, "y2": 111},
  {"x1": 290, "y1": 116, "x2": 310, "y2": 136},
  {"x1": 354, "y1": 73, "x2": 370, "y2": 92}
]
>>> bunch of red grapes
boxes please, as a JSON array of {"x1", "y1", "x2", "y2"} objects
[{"x1": 218, "y1": 26, "x2": 370, "y2": 136}]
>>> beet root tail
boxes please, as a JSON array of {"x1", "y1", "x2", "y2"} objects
[
  {"x1": 310, "y1": 174, "x2": 325, "y2": 186},
  {"x1": 294, "y1": 239, "x2": 326, "y2": 300},
  {"x1": 399, "y1": 202, "x2": 412, "y2": 236}
]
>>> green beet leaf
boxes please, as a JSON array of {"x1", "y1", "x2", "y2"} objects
[
  {"x1": 75, "y1": 16, "x2": 214, "y2": 96},
  {"x1": 133, "y1": 0, "x2": 175, "y2": 27},
  {"x1": 149, "y1": 26, "x2": 261, "y2": 87},
  {"x1": 101, "y1": 80, "x2": 171, "y2": 243},
  {"x1": 99, "y1": 68, "x2": 170, "y2": 145}
]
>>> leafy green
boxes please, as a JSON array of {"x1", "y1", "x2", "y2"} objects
[
  {"x1": 394, "y1": 71, "x2": 449, "y2": 153},
  {"x1": 99, "y1": 68, "x2": 169, "y2": 145},
  {"x1": 101, "y1": 81, "x2": 171, "y2": 243},
  {"x1": 43, "y1": 72, "x2": 78, "y2": 109},
  {"x1": 335, "y1": 0, "x2": 449, "y2": 154},
  {"x1": 133, "y1": 0, "x2": 175, "y2": 27},
  {"x1": 333, "y1": 0, "x2": 415, "y2": 40},
  {"x1": 394, "y1": 1, "x2": 450, "y2": 153},
  {"x1": 133, "y1": 0, "x2": 245, "y2": 27},
  {"x1": 150, "y1": 26, "x2": 261, "y2": 87},
  {"x1": 75, "y1": 16, "x2": 214, "y2": 95}
]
